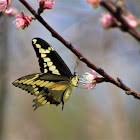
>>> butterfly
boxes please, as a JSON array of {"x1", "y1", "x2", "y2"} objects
[{"x1": 12, "y1": 38, "x2": 78, "y2": 110}]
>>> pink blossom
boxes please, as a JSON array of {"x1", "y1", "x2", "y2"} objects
[
  {"x1": 128, "y1": 19, "x2": 138, "y2": 28},
  {"x1": 100, "y1": 13, "x2": 118, "y2": 29},
  {"x1": 79, "y1": 69, "x2": 103, "y2": 89},
  {"x1": 0, "y1": 0, "x2": 7, "y2": 12},
  {"x1": 125, "y1": 14, "x2": 140, "y2": 28},
  {"x1": 86, "y1": 0, "x2": 101, "y2": 9},
  {"x1": 13, "y1": 11, "x2": 33, "y2": 30},
  {"x1": 5, "y1": 6, "x2": 18, "y2": 16},
  {"x1": 0, "y1": 0, "x2": 12, "y2": 12},
  {"x1": 38, "y1": 0, "x2": 54, "y2": 9}
]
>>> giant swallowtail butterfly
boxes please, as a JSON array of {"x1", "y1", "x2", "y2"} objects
[{"x1": 12, "y1": 38, "x2": 78, "y2": 110}]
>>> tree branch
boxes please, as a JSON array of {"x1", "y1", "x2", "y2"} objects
[
  {"x1": 19, "y1": 0, "x2": 140, "y2": 99},
  {"x1": 100, "y1": 0, "x2": 140, "y2": 41}
]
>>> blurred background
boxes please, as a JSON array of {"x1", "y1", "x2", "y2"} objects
[{"x1": 1, "y1": 0, "x2": 140, "y2": 140}]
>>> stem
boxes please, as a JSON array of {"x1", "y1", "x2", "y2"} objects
[{"x1": 19, "y1": 0, "x2": 140, "y2": 99}]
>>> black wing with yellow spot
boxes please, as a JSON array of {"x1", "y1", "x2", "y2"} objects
[
  {"x1": 13, "y1": 38, "x2": 78, "y2": 110},
  {"x1": 32, "y1": 38, "x2": 72, "y2": 78}
]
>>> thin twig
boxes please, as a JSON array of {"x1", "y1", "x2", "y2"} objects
[
  {"x1": 19, "y1": 0, "x2": 140, "y2": 99},
  {"x1": 100, "y1": 0, "x2": 140, "y2": 41}
]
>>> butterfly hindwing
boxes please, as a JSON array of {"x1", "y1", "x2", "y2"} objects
[
  {"x1": 13, "y1": 73, "x2": 42, "y2": 96},
  {"x1": 32, "y1": 38, "x2": 72, "y2": 78},
  {"x1": 32, "y1": 80, "x2": 70, "y2": 110},
  {"x1": 13, "y1": 73, "x2": 72, "y2": 110}
]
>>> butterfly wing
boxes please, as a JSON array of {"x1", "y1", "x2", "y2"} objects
[
  {"x1": 13, "y1": 38, "x2": 78, "y2": 110},
  {"x1": 13, "y1": 73, "x2": 71, "y2": 110},
  {"x1": 13, "y1": 73, "x2": 43, "y2": 96},
  {"x1": 32, "y1": 80, "x2": 70, "y2": 110},
  {"x1": 32, "y1": 38, "x2": 72, "y2": 78}
]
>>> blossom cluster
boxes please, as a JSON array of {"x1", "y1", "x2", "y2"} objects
[
  {"x1": 0, "y1": 0, "x2": 55, "y2": 29},
  {"x1": 86, "y1": 0, "x2": 140, "y2": 29}
]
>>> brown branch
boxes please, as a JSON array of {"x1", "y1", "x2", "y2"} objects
[
  {"x1": 19, "y1": 0, "x2": 140, "y2": 99},
  {"x1": 100, "y1": 0, "x2": 140, "y2": 41}
]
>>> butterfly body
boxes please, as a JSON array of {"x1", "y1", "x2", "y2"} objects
[{"x1": 13, "y1": 38, "x2": 78, "y2": 110}]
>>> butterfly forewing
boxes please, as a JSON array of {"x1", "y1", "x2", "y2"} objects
[{"x1": 32, "y1": 38, "x2": 72, "y2": 78}]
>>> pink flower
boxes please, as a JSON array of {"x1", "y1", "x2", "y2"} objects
[
  {"x1": 125, "y1": 14, "x2": 140, "y2": 28},
  {"x1": 100, "y1": 13, "x2": 118, "y2": 29},
  {"x1": 79, "y1": 69, "x2": 103, "y2": 89},
  {"x1": 86, "y1": 0, "x2": 101, "y2": 9},
  {"x1": 38, "y1": 0, "x2": 54, "y2": 9},
  {"x1": 0, "y1": 0, "x2": 8, "y2": 12},
  {"x1": 0, "y1": 0, "x2": 12, "y2": 12},
  {"x1": 5, "y1": 6, "x2": 18, "y2": 16},
  {"x1": 13, "y1": 11, "x2": 33, "y2": 30}
]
